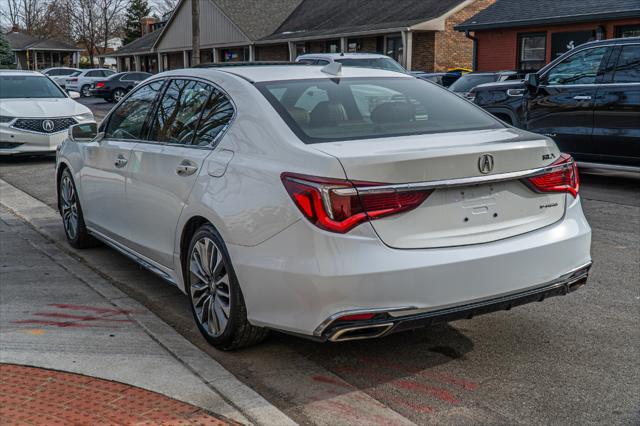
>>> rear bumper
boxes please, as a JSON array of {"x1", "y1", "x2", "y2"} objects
[
  {"x1": 228, "y1": 195, "x2": 592, "y2": 337},
  {"x1": 90, "y1": 89, "x2": 111, "y2": 98},
  {"x1": 320, "y1": 262, "x2": 591, "y2": 342}
]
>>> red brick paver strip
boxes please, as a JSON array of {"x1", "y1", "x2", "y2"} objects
[{"x1": 0, "y1": 364, "x2": 237, "y2": 425}]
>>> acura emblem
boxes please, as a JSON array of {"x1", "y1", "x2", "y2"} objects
[
  {"x1": 42, "y1": 120, "x2": 55, "y2": 132},
  {"x1": 478, "y1": 154, "x2": 495, "y2": 174}
]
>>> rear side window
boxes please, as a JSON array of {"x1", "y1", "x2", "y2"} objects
[
  {"x1": 85, "y1": 71, "x2": 100, "y2": 77},
  {"x1": 149, "y1": 79, "x2": 211, "y2": 145},
  {"x1": 257, "y1": 77, "x2": 501, "y2": 144},
  {"x1": 335, "y1": 58, "x2": 405, "y2": 73},
  {"x1": 105, "y1": 80, "x2": 164, "y2": 140},
  {"x1": 612, "y1": 45, "x2": 640, "y2": 83},
  {"x1": 194, "y1": 87, "x2": 234, "y2": 146}
]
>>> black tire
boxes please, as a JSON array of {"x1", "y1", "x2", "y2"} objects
[
  {"x1": 58, "y1": 168, "x2": 97, "y2": 249},
  {"x1": 112, "y1": 88, "x2": 126, "y2": 103},
  {"x1": 80, "y1": 84, "x2": 90, "y2": 97},
  {"x1": 186, "y1": 224, "x2": 268, "y2": 350}
]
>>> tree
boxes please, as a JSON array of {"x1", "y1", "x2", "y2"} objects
[
  {"x1": 0, "y1": 32, "x2": 14, "y2": 69},
  {"x1": 122, "y1": 0, "x2": 151, "y2": 45}
]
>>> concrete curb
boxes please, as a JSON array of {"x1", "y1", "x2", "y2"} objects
[{"x1": 0, "y1": 178, "x2": 297, "y2": 426}]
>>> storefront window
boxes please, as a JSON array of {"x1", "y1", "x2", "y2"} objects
[
  {"x1": 616, "y1": 25, "x2": 640, "y2": 38},
  {"x1": 347, "y1": 38, "x2": 362, "y2": 53},
  {"x1": 386, "y1": 36, "x2": 403, "y2": 63},
  {"x1": 221, "y1": 47, "x2": 249, "y2": 62},
  {"x1": 325, "y1": 39, "x2": 340, "y2": 53},
  {"x1": 295, "y1": 42, "x2": 308, "y2": 57},
  {"x1": 518, "y1": 33, "x2": 546, "y2": 72}
]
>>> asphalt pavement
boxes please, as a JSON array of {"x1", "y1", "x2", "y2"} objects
[{"x1": 0, "y1": 105, "x2": 638, "y2": 424}]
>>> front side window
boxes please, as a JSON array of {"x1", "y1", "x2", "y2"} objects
[
  {"x1": 545, "y1": 47, "x2": 607, "y2": 85},
  {"x1": 194, "y1": 87, "x2": 234, "y2": 146},
  {"x1": 612, "y1": 45, "x2": 640, "y2": 84},
  {"x1": 0, "y1": 75, "x2": 66, "y2": 99},
  {"x1": 257, "y1": 77, "x2": 501, "y2": 144},
  {"x1": 149, "y1": 79, "x2": 211, "y2": 145},
  {"x1": 518, "y1": 33, "x2": 546, "y2": 72},
  {"x1": 105, "y1": 80, "x2": 164, "y2": 140}
]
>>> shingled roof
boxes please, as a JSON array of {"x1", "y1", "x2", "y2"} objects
[
  {"x1": 262, "y1": 0, "x2": 469, "y2": 42},
  {"x1": 112, "y1": 29, "x2": 162, "y2": 56},
  {"x1": 6, "y1": 31, "x2": 80, "y2": 51},
  {"x1": 456, "y1": 0, "x2": 640, "y2": 31},
  {"x1": 213, "y1": 0, "x2": 304, "y2": 40}
]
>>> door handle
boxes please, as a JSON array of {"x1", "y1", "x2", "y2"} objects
[
  {"x1": 176, "y1": 159, "x2": 198, "y2": 176},
  {"x1": 573, "y1": 95, "x2": 592, "y2": 100},
  {"x1": 114, "y1": 155, "x2": 128, "y2": 168}
]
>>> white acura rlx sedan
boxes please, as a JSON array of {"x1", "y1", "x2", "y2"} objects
[
  {"x1": 0, "y1": 70, "x2": 94, "y2": 155},
  {"x1": 55, "y1": 64, "x2": 592, "y2": 349}
]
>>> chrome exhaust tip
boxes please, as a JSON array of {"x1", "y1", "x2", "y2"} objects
[{"x1": 328, "y1": 323, "x2": 394, "y2": 342}]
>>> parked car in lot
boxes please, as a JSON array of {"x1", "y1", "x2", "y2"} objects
[
  {"x1": 65, "y1": 68, "x2": 116, "y2": 97},
  {"x1": 41, "y1": 67, "x2": 81, "y2": 89},
  {"x1": 471, "y1": 37, "x2": 640, "y2": 171},
  {"x1": 90, "y1": 71, "x2": 152, "y2": 103},
  {"x1": 0, "y1": 70, "x2": 94, "y2": 155},
  {"x1": 410, "y1": 71, "x2": 460, "y2": 87},
  {"x1": 449, "y1": 71, "x2": 523, "y2": 99},
  {"x1": 56, "y1": 64, "x2": 592, "y2": 349},
  {"x1": 296, "y1": 52, "x2": 406, "y2": 73}
]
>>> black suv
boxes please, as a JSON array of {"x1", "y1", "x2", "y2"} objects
[{"x1": 471, "y1": 37, "x2": 640, "y2": 171}]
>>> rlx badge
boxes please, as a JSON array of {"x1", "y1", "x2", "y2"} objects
[{"x1": 478, "y1": 154, "x2": 495, "y2": 174}]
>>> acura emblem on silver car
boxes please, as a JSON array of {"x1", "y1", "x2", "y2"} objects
[
  {"x1": 42, "y1": 120, "x2": 55, "y2": 132},
  {"x1": 478, "y1": 153, "x2": 495, "y2": 174}
]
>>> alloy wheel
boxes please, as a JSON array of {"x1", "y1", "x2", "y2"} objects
[
  {"x1": 189, "y1": 237, "x2": 231, "y2": 338},
  {"x1": 81, "y1": 85, "x2": 90, "y2": 97},
  {"x1": 60, "y1": 175, "x2": 79, "y2": 240},
  {"x1": 113, "y1": 89, "x2": 124, "y2": 102}
]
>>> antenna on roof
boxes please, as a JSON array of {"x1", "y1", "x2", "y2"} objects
[{"x1": 321, "y1": 62, "x2": 342, "y2": 76}]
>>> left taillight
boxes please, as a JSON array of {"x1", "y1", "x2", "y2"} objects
[
  {"x1": 281, "y1": 173, "x2": 432, "y2": 233},
  {"x1": 527, "y1": 153, "x2": 579, "y2": 198},
  {"x1": 95, "y1": 82, "x2": 105, "y2": 88}
]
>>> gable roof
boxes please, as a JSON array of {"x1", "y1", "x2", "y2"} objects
[
  {"x1": 6, "y1": 31, "x2": 80, "y2": 51},
  {"x1": 262, "y1": 0, "x2": 469, "y2": 42},
  {"x1": 113, "y1": 29, "x2": 162, "y2": 56},
  {"x1": 213, "y1": 0, "x2": 304, "y2": 40},
  {"x1": 456, "y1": 0, "x2": 640, "y2": 31}
]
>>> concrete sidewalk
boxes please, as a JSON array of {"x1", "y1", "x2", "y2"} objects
[{"x1": 0, "y1": 179, "x2": 296, "y2": 426}]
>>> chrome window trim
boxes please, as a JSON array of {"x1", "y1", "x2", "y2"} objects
[{"x1": 332, "y1": 159, "x2": 574, "y2": 196}]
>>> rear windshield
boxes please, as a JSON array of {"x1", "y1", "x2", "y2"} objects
[
  {"x1": 449, "y1": 74, "x2": 499, "y2": 92},
  {"x1": 0, "y1": 75, "x2": 67, "y2": 99},
  {"x1": 335, "y1": 58, "x2": 406, "y2": 73},
  {"x1": 257, "y1": 77, "x2": 501, "y2": 144}
]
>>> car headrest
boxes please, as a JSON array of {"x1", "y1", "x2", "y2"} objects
[
  {"x1": 370, "y1": 101, "x2": 416, "y2": 124},
  {"x1": 310, "y1": 101, "x2": 348, "y2": 127}
]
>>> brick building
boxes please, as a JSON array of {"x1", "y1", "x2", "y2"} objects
[
  {"x1": 455, "y1": 0, "x2": 640, "y2": 72},
  {"x1": 113, "y1": 0, "x2": 495, "y2": 73}
]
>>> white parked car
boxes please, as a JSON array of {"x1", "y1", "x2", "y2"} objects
[
  {"x1": 41, "y1": 67, "x2": 82, "y2": 89},
  {"x1": 65, "y1": 68, "x2": 116, "y2": 97},
  {"x1": 0, "y1": 70, "x2": 94, "y2": 155},
  {"x1": 55, "y1": 65, "x2": 591, "y2": 350},
  {"x1": 296, "y1": 52, "x2": 406, "y2": 73}
]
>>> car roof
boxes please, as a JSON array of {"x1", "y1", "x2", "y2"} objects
[
  {"x1": 0, "y1": 70, "x2": 46, "y2": 77},
  {"x1": 154, "y1": 65, "x2": 412, "y2": 83},
  {"x1": 297, "y1": 53, "x2": 392, "y2": 60}
]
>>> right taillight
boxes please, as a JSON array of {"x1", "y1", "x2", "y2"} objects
[
  {"x1": 281, "y1": 173, "x2": 432, "y2": 233},
  {"x1": 527, "y1": 153, "x2": 579, "y2": 197}
]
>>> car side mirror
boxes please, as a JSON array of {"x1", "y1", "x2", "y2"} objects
[
  {"x1": 68, "y1": 90, "x2": 81, "y2": 99},
  {"x1": 69, "y1": 122, "x2": 98, "y2": 142},
  {"x1": 524, "y1": 73, "x2": 539, "y2": 88}
]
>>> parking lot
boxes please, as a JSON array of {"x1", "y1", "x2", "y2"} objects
[{"x1": 0, "y1": 98, "x2": 638, "y2": 425}]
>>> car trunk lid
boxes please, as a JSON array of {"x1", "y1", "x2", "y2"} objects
[{"x1": 313, "y1": 128, "x2": 567, "y2": 248}]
